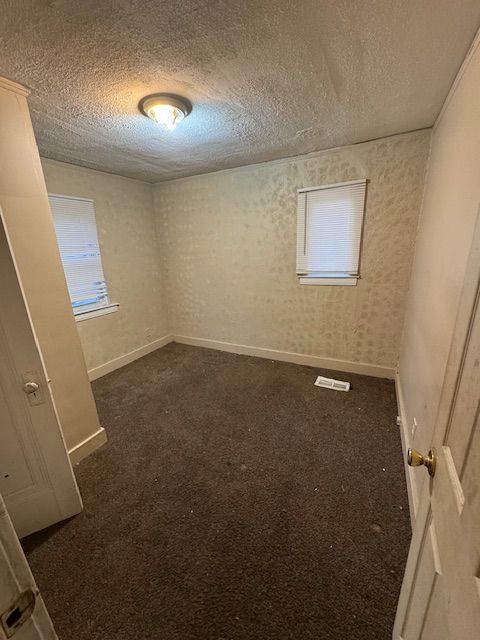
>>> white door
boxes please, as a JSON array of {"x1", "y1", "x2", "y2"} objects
[
  {"x1": 0, "y1": 493, "x2": 56, "y2": 639},
  {"x1": 0, "y1": 219, "x2": 83, "y2": 538},
  {"x1": 394, "y1": 214, "x2": 480, "y2": 639}
]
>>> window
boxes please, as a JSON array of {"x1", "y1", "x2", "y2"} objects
[
  {"x1": 296, "y1": 179, "x2": 367, "y2": 285},
  {"x1": 49, "y1": 194, "x2": 117, "y2": 321}
]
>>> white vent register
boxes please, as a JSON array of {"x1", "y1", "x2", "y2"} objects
[
  {"x1": 314, "y1": 376, "x2": 351, "y2": 392},
  {"x1": 296, "y1": 179, "x2": 367, "y2": 285}
]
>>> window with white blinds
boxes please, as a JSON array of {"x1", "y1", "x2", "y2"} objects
[
  {"x1": 49, "y1": 194, "x2": 109, "y2": 314},
  {"x1": 296, "y1": 179, "x2": 367, "y2": 284}
]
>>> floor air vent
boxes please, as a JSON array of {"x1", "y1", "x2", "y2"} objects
[{"x1": 314, "y1": 375, "x2": 350, "y2": 392}]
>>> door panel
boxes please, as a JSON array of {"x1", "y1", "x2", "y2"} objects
[
  {"x1": 431, "y1": 445, "x2": 480, "y2": 637},
  {"x1": 0, "y1": 493, "x2": 56, "y2": 639},
  {"x1": 394, "y1": 214, "x2": 480, "y2": 639},
  {"x1": 0, "y1": 384, "x2": 33, "y2": 494},
  {"x1": 0, "y1": 220, "x2": 82, "y2": 538},
  {"x1": 463, "y1": 420, "x2": 480, "y2": 515},
  {"x1": 400, "y1": 514, "x2": 438, "y2": 639},
  {"x1": 446, "y1": 307, "x2": 480, "y2": 469},
  {"x1": 421, "y1": 577, "x2": 447, "y2": 639}
]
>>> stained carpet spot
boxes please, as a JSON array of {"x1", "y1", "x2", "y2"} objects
[{"x1": 22, "y1": 343, "x2": 410, "y2": 639}]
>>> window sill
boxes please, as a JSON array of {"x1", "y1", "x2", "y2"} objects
[
  {"x1": 74, "y1": 303, "x2": 119, "y2": 322},
  {"x1": 298, "y1": 277, "x2": 358, "y2": 286}
]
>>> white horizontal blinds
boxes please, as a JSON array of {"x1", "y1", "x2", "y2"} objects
[
  {"x1": 48, "y1": 195, "x2": 109, "y2": 314},
  {"x1": 296, "y1": 179, "x2": 367, "y2": 277}
]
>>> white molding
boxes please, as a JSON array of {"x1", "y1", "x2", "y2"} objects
[
  {"x1": 68, "y1": 427, "x2": 107, "y2": 465},
  {"x1": 75, "y1": 303, "x2": 119, "y2": 323},
  {"x1": 173, "y1": 334, "x2": 395, "y2": 379},
  {"x1": 395, "y1": 371, "x2": 418, "y2": 527},
  {"x1": 0, "y1": 76, "x2": 29, "y2": 97},
  {"x1": 48, "y1": 192, "x2": 94, "y2": 204},
  {"x1": 298, "y1": 178, "x2": 367, "y2": 193},
  {"x1": 88, "y1": 334, "x2": 173, "y2": 381},
  {"x1": 78, "y1": 334, "x2": 395, "y2": 467},
  {"x1": 299, "y1": 277, "x2": 357, "y2": 286}
]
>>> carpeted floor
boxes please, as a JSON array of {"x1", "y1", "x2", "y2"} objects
[{"x1": 22, "y1": 343, "x2": 410, "y2": 640}]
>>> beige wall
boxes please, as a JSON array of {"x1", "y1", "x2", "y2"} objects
[
  {"x1": 398, "y1": 37, "x2": 480, "y2": 502},
  {"x1": 0, "y1": 78, "x2": 102, "y2": 455},
  {"x1": 41, "y1": 159, "x2": 169, "y2": 374},
  {"x1": 153, "y1": 131, "x2": 430, "y2": 371}
]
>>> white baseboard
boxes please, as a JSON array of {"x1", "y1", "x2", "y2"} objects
[
  {"x1": 173, "y1": 334, "x2": 396, "y2": 379},
  {"x1": 88, "y1": 334, "x2": 173, "y2": 381},
  {"x1": 69, "y1": 427, "x2": 107, "y2": 465},
  {"x1": 395, "y1": 371, "x2": 418, "y2": 526},
  {"x1": 80, "y1": 334, "x2": 395, "y2": 471}
]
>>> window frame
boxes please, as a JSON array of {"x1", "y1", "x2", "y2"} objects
[
  {"x1": 296, "y1": 178, "x2": 368, "y2": 286},
  {"x1": 48, "y1": 193, "x2": 118, "y2": 321}
]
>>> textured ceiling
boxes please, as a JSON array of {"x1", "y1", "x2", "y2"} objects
[{"x1": 1, "y1": 1, "x2": 479, "y2": 182}]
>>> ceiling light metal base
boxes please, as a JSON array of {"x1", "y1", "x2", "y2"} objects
[{"x1": 138, "y1": 93, "x2": 192, "y2": 119}]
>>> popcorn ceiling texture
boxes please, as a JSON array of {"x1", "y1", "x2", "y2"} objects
[
  {"x1": 154, "y1": 131, "x2": 431, "y2": 369},
  {"x1": 41, "y1": 159, "x2": 169, "y2": 372},
  {"x1": 0, "y1": 1, "x2": 478, "y2": 182}
]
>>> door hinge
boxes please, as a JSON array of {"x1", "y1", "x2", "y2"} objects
[{"x1": 1, "y1": 589, "x2": 36, "y2": 637}]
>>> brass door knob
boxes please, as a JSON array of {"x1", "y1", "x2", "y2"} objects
[
  {"x1": 23, "y1": 381, "x2": 39, "y2": 395},
  {"x1": 407, "y1": 448, "x2": 436, "y2": 477}
]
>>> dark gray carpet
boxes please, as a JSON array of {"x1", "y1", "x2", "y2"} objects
[{"x1": 22, "y1": 343, "x2": 410, "y2": 639}]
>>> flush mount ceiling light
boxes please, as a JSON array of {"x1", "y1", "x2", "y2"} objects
[{"x1": 138, "y1": 93, "x2": 192, "y2": 131}]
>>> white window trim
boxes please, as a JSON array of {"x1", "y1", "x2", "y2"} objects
[
  {"x1": 297, "y1": 178, "x2": 366, "y2": 194},
  {"x1": 299, "y1": 276, "x2": 358, "y2": 286},
  {"x1": 74, "y1": 303, "x2": 119, "y2": 323},
  {"x1": 49, "y1": 192, "x2": 112, "y2": 315},
  {"x1": 296, "y1": 178, "x2": 367, "y2": 286},
  {"x1": 49, "y1": 192, "x2": 93, "y2": 202}
]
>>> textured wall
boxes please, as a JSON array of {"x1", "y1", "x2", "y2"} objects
[
  {"x1": 41, "y1": 159, "x2": 169, "y2": 372},
  {"x1": 398, "y1": 38, "x2": 480, "y2": 501},
  {"x1": 154, "y1": 131, "x2": 430, "y2": 369}
]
